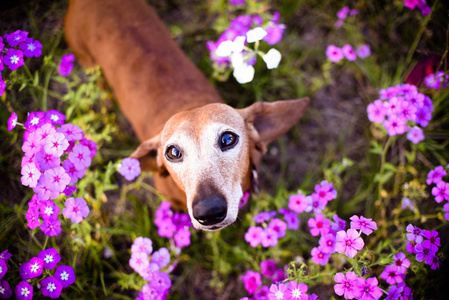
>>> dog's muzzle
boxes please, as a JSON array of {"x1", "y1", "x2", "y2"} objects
[{"x1": 192, "y1": 195, "x2": 227, "y2": 226}]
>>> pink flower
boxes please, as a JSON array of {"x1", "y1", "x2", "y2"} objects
[
  {"x1": 119, "y1": 157, "x2": 141, "y2": 181},
  {"x1": 288, "y1": 194, "x2": 308, "y2": 213},
  {"x1": 260, "y1": 259, "x2": 277, "y2": 277},
  {"x1": 262, "y1": 228, "x2": 279, "y2": 247},
  {"x1": 392, "y1": 252, "x2": 410, "y2": 274},
  {"x1": 431, "y1": 181, "x2": 449, "y2": 203},
  {"x1": 354, "y1": 277, "x2": 382, "y2": 300},
  {"x1": 426, "y1": 166, "x2": 447, "y2": 185},
  {"x1": 405, "y1": 224, "x2": 423, "y2": 243},
  {"x1": 268, "y1": 283, "x2": 288, "y2": 300},
  {"x1": 40, "y1": 219, "x2": 62, "y2": 236},
  {"x1": 357, "y1": 44, "x2": 371, "y2": 59},
  {"x1": 33, "y1": 175, "x2": 59, "y2": 200},
  {"x1": 22, "y1": 133, "x2": 41, "y2": 156},
  {"x1": 342, "y1": 44, "x2": 357, "y2": 61},
  {"x1": 308, "y1": 214, "x2": 331, "y2": 236},
  {"x1": 39, "y1": 200, "x2": 60, "y2": 220},
  {"x1": 59, "y1": 54, "x2": 75, "y2": 76},
  {"x1": 380, "y1": 265, "x2": 403, "y2": 285},
  {"x1": 63, "y1": 197, "x2": 90, "y2": 223},
  {"x1": 268, "y1": 218, "x2": 287, "y2": 238},
  {"x1": 174, "y1": 227, "x2": 191, "y2": 248},
  {"x1": 422, "y1": 230, "x2": 440, "y2": 253},
  {"x1": 57, "y1": 123, "x2": 83, "y2": 142},
  {"x1": 44, "y1": 166, "x2": 71, "y2": 193},
  {"x1": 383, "y1": 115, "x2": 408, "y2": 136},
  {"x1": 38, "y1": 248, "x2": 61, "y2": 270},
  {"x1": 19, "y1": 38, "x2": 42, "y2": 57},
  {"x1": 240, "y1": 270, "x2": 262, "y2": 295},
  {"x1": 285, "y1": 281, "x2": 308, "y2": 300},
  {"x1": 444, "y1": 203, "x2": 449, "y2": 221},
  {"x1": 406, "y1": 126, "x2": 424, "y2": 144},
  {"x1": 131, "y1": 237, "x2": 153, "y2": 255},
  {"x1": 319, "y1": 233, "x2": 336, "y2": 253},
  {"x1": 335, "y1": 229, "x2": 364, "y2": 258},
  {"x1": 35, "y1": 149, "x2": 61, "y2": 171},
  {"x1": 27, "y1": 257, "x2": 44, "y2": 279},
  {"x1": 245, "y1": 226, "x2": 265, "y2": 247},
  {"x1": 7, "y1": 112, "x2": 17, "y2": 131},
  {"x1": 336, "y1": 6, "x2": 350, "y2": 19},
  {"x1": 25, "y1": 208, "x2": 40, "y2": 229},
  {"x1": 326, "y1": 45, "x2": 344, "y2": 63},
  {"x1": 367, "y1": 100, "x2": 387, "y2": 123},
  {"x1": 21, "y1": 162, "x2": 41, "y2": 188},
  {"x1": 152, "y1": 248, "x2": 170, "y2": 269},
  {"x1": 311, "y1": 246, "x2": 330, "y2": 265},
  {"x1": 62, "y1": 159, "x2": 86, "y2": 184},
  {"x1": 80, "y1": 138, "x2": 98, "y2": 158},
  {"x1": 68, "y1": 144, "x2": 92, "y2": 169},
  {"x1": 129, "y1": 252, "x2": 150, "y2": 274},
  {"x1": 334, "y1": 271, "x2": 359, "y2": 299},
  {"x1": 45, "y1": 110, "x2": 66, "y2": 126},
  {"x1": 44, "y1": 132, "x2": 69, "y2": 157},
  {"x1": 349, "y1": 215, "x2": 377, "y2": 235},
  {"x1": 35, "y1": 123, "x2": 56, "y2": 144}
]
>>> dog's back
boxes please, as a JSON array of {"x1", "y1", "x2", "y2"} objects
[{"x1": 64, "y1": 0, "x2": 222, "y2": 141}]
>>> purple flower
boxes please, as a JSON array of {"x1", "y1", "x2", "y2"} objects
[
  {"x1": 385, "y1": 284, "x2": 403, "y2": 300},
  {"x1": 326, "y1": 45, "x2": 344, "y2": 63},
  {"x1": 335, "y1": 229, "x2": 364, "y2": 258},
  {"x1": 424, "y1": 71, "x2": 448, "y2": 89},
  {"x1": 21, "y1": 163, "x2": 41, "y2": 188},
  {"x1": 0, "y1": 75, "x2": 5, "y2": 97},
  {"x1": 422, "y1": 230, "x2": 440, "y2": 253},
  {"x1": 319, "y1": 233, "x2": 336, "y2": 253},
  {"x1": 313, "y1": 180, "x2": 337, "y2": 201},
  {"x1": 380, "y1": 265, "x2": 403, "y2": 285},
  {"x1": 354, "y1": 277, "x2": 382, "y2": 300},
  {"x1": 174, "y1": 227, "x2": 191, "y2": 248},
  {"x1": 229, "y1": 0, "x2": 245, "y2": 5},
  {"x1": 285, "y1": 281, "x2": 308, "y2": 300},
  {"x1": 35, "y1": 123, "x2": 56, "y2": 145},
  {"x1": 311, "y1": 246, "x2": 331, "y2": 265},
  {"x1": 152, "y1": 247, "x2": 170, "y2": 269},
  {"x1": 334, "y1": 271, "x2": 359, "y2": 299},
  {"x1": 268, "y1": 283, "x2": 287, "y2": 300},
  {"x1": 406, "y1": 126, "x2": 424, "y2": 144},
  {"x1": 260, "y1": 259, "x2": 277, "y2": 278},
  {"x1": 415, "y1": 243, "x2": 433, "y2": 264},
  {"x1": 119, "y1": 157, "x2": 141, "y2": 181},
  {"x1": 44, "y1": 132, "x2": 69, "y2": 157},
  {"x1": 5, "y1": 30, "x2": 28, "y2": 46},
  {"x1": 129, "y1": 252, "x2": 149, "y2": 274},
  {"x1": 309, "y1": 293, "x2": 319, "y2": 300},
  {"x1": 426, "y1": 166, "x2": 446, "y2": 185},
  {"x1": 357, "y1": 44, "x2": 371, "y2": 59},
  {"x1": 38, "y1": 248, "x2": 61, "y2": 270},
  {"x1": 383, "y1": 115, "x2": 408, "y2": 136},
  {"x1": 148, "y1": 271, "x2": 171, "y2": 293},
  {"x1": 54, "y1": 265, "x2": 76, "y2": 288},
  {"x1": 15, "y1": 281, "x2": 33, "y2": 300},
  {"x1": 27, "y1": 257, "x2": 44, "y2": 279},
  {"x1": 39, "y1": 200, "x2": 60, "y2": 220},
  {"x1": 337, "y1": 6, "x2": 350, "y2": 19},
  {"x1": 62, "y1": 197, "x2": 90, "y2": 223},
  {"x1": 0, "y1": 280, "x2": 12, "y2": 298},
  {"x1": 62, "y1": 159, "x2": 86, "y2": 184},
  {"x1": 392, "y1": 252, "x2": 410, "y2": 274},
  {"x1": 272, "y1": 268, "x2": 286, "y2": 284},
  {"x1": 245, "y1": 226, "x2": 265, "y2": 247},
  {"x1": 0, "y1": 251, "x2": 11, "y2": 263},
  {"x1": 59, "y1": 54, "x2": 75, "y2": 76},
  {"x1": 405, "y1": 224, "x2": 423, "y2": 243},
  {"x1": 282, "y1": 210, "x2": 299, "y2": 230},
  {"x1": 342, "y1": 44, "x2": 357, "y2": 61},
  {"x1": 288, "y1": 194, "x2": 308, "y2": 213},
  {"x1": 332, "y1": 214, "x2": 347, "y2": 232},
  {"x1": 33, "y1": 175, "x2": 59, "y2": 200},
  {"x1": 4, "y1": 48, "x2": 24, "y2": 71},
  {"x1": 253, "y1": 211, "x2": 277, "y2": 224},
  {"x1": 131, "y1": 237, "x2": 153, "y2": 255},
  {"x1": 0, "y1": 260, "x2": 6, "y2": 281},
  {"x1": 7, "y1": 112, "x2": 17, "y2": 131},
  {"x1": 40, "y1": 218, "x2": 62, "y2": 236},
  {"x1": 429, "y1": 254, "x2": 440, "y2": 270},
  {"x1": 19, "y1": 38, "x2": 42, "y2": 57},
  {"x1": 367, "y1": 100, "x2": 387, "y2": 123},
  {"x1": 263, "y1": 24, "x2": 286, "y2": 45},
  {"x1": 444, "y1": 203, "x2": 449, "y2": 221},
  {"x1": 308, "y1": 214, "x2": 331, "y2": 236},
  {"x1": 349, "y1": 215, "x2": 377, "y2": 235},
  {"x1": 241, "y1": 270, "x2": 262, "y2": 295},
  {"x1": 431, "y1": 181, "x2": 449, "y2": 203},
  {"x1": 80, "y1": 138, "x2": 98, "y2": 158},
  {"x1": 25, "y1": 208, "x2": 40, "y2": 229},
  {"x1": 268, "y1": 218, "x2": 287, "y2": 239},
  {"x1": 44, "y1": 166, "x2": 71, "y2": 193},
  {"x1": 261, "y1": 228, "x2": 278, "y2": 247},
  {"x1": 45, "y1": 110, "x2": 66, "y2": 126},
  {"x1": 57, "y1": 123, "x2": 83, "y2": 142},
  {"x1": 35, "y1": 149, "x2": 60, "y2": 172},
  {"x1": 40, "y1": 276, "x2": 63, "y2": 298}
]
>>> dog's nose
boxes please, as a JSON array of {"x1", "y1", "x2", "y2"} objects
[{"x1": 192, "y1": 195, "x2": 227, "y2": 226}]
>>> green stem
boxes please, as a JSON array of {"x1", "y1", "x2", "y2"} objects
[{"x1": 42, "y1": 235, "x2": 49, "y2": 250}]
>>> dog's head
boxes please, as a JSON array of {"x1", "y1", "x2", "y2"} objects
[{"x1": 130, "y1": 98, "x2": 309, "y2": 231}]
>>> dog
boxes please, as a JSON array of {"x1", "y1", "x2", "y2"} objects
[{"x1": 64, "y1": 0, "x2": 309, "y2": 231}]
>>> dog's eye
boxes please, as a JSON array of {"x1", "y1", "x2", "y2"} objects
[
  {"x1": 166, "y1": 146, "x2": 182, "y2": 161},
  {"x1": 220, "y1": 132, "x2": 238, "y2": 151}
]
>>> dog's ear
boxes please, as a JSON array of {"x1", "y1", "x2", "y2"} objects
[
  {"x1": 238, "y1": 98, "x2": 309, "y2": 153},
  {"x1": 130, "y1": 134, "x2": 162, "y2": 172}
]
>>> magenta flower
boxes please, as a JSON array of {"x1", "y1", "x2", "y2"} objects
[
  {"x1": 354, "y1": 277, "x2": 382, "y2": 300},
  {"x1": 268, "y1": 283, "x2": 288, "y2": 300},
  {"x1": 57, "y1": 123, "x2": 83, "y2": 142},
  {"x1": 63, "y1": 197, "x2": 90, "y2": 223},
  {"x1": 0, "y1": 280, "x2": 12, "y2": 298},
  {"x1": 0, "y1": 250, "x2": 12, "y2": 263},
  {"x1": 260, "y1": 259, "x2": 277, "y2": 277},
  {"x1": 282, "y1": 210, "x2": 299, "y2": 230},
  {"x1": 230, "y1": 0, "x2": 245, "y2": 5},
  {"x1": 4, "y1": 48, "x2": 24, "y2": 71},
  {"x1": 38, "y1": 248, "x2": 61, "y2": 270},
  {"x1": 44, "y1": 132, "x2": 69, "y2": 157},
  {"x1": 0, "y1": 75, "x2": 5, "y2": 97},
  {"x1": 33, "y1": 175, "x2": 58, "y2": 200},
  {"x1": 308, "y1": 214, "x2": 331, "y2": 236},
  {"x1": 148, "y1": 271, "x2": 171, "y2": 293},
  {"x1": 349, "y1": 215, "x2": 377, "y2": 235},
  {"x1": 406, "y1": 126, "x2": 424, "y2": 144},
  {"x1": 0, "y1": 260, "x2": 6, "y2": 280},
  {"x1": 326, "y1": 45, "x2": 344, "y2": 63},
  {"x1": 426, "y1": 166, "x2": 447, "y2": 185},
  {"x1": 253, "y1": 211, "x2": 276, "y2": 223},
  {"x1": 285, "y1": 281, "x2": 308, "y2": 300},
  {"x1": 357, "y1": 44, "x2": 371, "y2": 59},
  {"x1": 119, "y1": 157, "x2": 141, "y2": 181},
  {"x1": 383, "y1": 115, "x2": 408, "y2": 136},
  {"x1": 21, "y1": 162, "x2": 41, "y2": 188},
  {"x1": 263, "y1": 24, "x2": 286, "y2": 45},
  {"x1": 342, "y1": 44, "x2": 357, "y2": 61},
  {"x1": 40, "y1": 276, "x2": 63, "y2": 298},
  {"x1": 62, "y1": 159, "x2": 85, "y2": 184},
  {"x1": 288, "y1": 194, "x2": 308, "y2": 213},
  {"x1": 335, "y1": 229, "x2": 364, "y2": 258},
  {"x1": 174, "y1": 227, "x2": 191, "y2": 248},
  {"x1": 444, "y1": 203, "x2": 449, "y2": 221},
  {"x1": 54, "y1": 265, "x2": 76, "y2": 288},
  {"x1": 152, "y1": 248, "x2": 170, "y2": 269},
  {"x1": 313, "y1": 180, "x2": 337, "y2": 202},
  {"x1": 334, "y1": 271, "x2": 359, "y2": 299},
  {"x1": 27, "y1": 257, "x2": 44, "y2": 279},
  {"x1": 35, "y1": 123, "x2": 56, "y2": 144},
  {"x1": 59, "y1": 54, "x2": 75, "y2": 76},
  {"x1": 319, "y1": 233, "x2": 336, "y2": 253},
  {"x1": 24, "y1": 111, "x2": 49, "y2": 132},
  {"x1": 35, "y1": 149, "x2": 60, "y2": 171},
  {"x1": 15, "y1": 281, "x2": 33, "y2": 300},
  {"x1": 39, "y1": 200, "x2": 60, "y2": 220},
  {"x1": 431, "y1": 181, "x2": 449, "y2": 203},
  {"x1": 80, "y1": 138, "x2": 98, "y2": 158},
  {"x1": 332, "y1": 214, "x2": 347, "y2": 231},
  {"x1": 245, "y1": 226, "x2": 264, "y2": 247},
  {"x1": 311, "y1": 246, "x2": 331, "y2": 265},
  {"x1": 129, "y1": 252, "x2": 150, "y2": 276},
  {"x1": 241, "y1": 270, "x2": 262, "y2": 295},
  {"x1": 392, "y1": 252, "x2": 410, "y2": 274},
  {"x1": 40, "y1": 218, "x2": 62, "y2": 236},
  {"x1": 337, "y1": 6, "x2": 350, "y2": 19},
  {"x1": 380, "y1": 265, "x2": 403, "y2": 285},
  {"x1": 367, "y1": 100, "x2": 387, "y2": 123},
  {"x1": 19, "y1": 38, "x2": 42, "y2": 57},
  {"x1": 415, "y1": 243, "x2": 433, "y2": 264},
  {"x1": 7, "y1": 112, "x2": 17, "y2": 131},
  {"x1": 405, "y1": 224, "x2": 423, "y2": 243},
  {"x1": 44, "y1": 166, "x2": 71, "y2": 193},
  {"x1": 272, "y1": 269, "x2": 286, "y2": 283},
  {"x1": 422, "y1": 230, "x2": 440, "y2": 253},
  {"x1": 268, "y1": 218, "x2": 287, "y2": 239},
  {"x1": 262, "y1": 228, "x2": 279, "y2": 247},
  {"x1": 25, "y1": 208, "x2": 40, "y2": 229},
  {"x1": 5, "y1": 30, "x2": 28, "y2": 46},
  {"x1": 45, "y1": 110, "x2": 66, "y2": 126},
  {"x1": 131, "y1": 237, "x2": 153, "y2": 255}
]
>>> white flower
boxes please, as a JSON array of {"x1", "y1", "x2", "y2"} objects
[
  {"x1": 233, "y1": 63, "x2": 255, "y2": 84},
  {"x1": 262, "y1": 48, "x2": 282, "y2": 69},
  {"x1": 231, "y1": 52, "x2": 244, "y2": 69},
  {"x1": 246, "y1": 27, "x2": 267, "y2": 43},
  {"x1": 215, "y1": 36, "x2": 246, "y2": 57}
]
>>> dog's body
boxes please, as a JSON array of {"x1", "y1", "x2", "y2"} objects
[{"x1": 65, "y1": 0, "x2": 309, "y2": 230}]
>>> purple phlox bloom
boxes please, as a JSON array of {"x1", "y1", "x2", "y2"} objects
[
  {"x1": 7, "y1": 112, "x2": 18, "y2": 131},
  {"x1": 431, "y1": 181, "x2": 449, "y2": 203},
  {"x1": 263, "y1": 24, "x2": 286, "y2": 45},
  {"x1": 405, "y1": 240, "x2": 417, "y2": 254},
  {"x1": 309, "y1": 293, "x2": 319, "y2": 300},
  {"x1": 357, "y1": 44, "x2": 371, "y2": 59},
  {"x1": 405, "y1": 224, "x2": 423, "y2": 243},
  {"x1": 29, "y1": 193, "x2": 44, "y2": 210},
  {"x1": 253, "y1": 210, "x2": 277, "y2": 223},
  {"x1": 414, "y1": 243, "x2": 434, "y2": 264},
  {"x1": 281, "y1": 210, "x2": 299, "y2": 230},
  {"x1": 59, "y1": 54, "x2": 75, "y2": 76},
  {"x1": 337, "y1": 6, "x2": 350, "y2": 19},
  {"x1": 19, "y1": 38, "x2": 42, "y2": 57},
  {"x1": 268, "y1": 283, "x2": 287, "y2": 300},
  {"x1": 0, "y1": 250, "x2": 12, "y2": 263},
  {"x1": 288, "y1": 194, "x2": 308, "y2": 213},
  {"x1": 39, "y1": 200, "x2": 60, "y2": 220},
  {"x1": 420, "y1": 5, "x2": 431, "y2": 15},
  {"x1": 0, "y1": 260, "x2": 6, "y2": 281},
  {"x1": 326, "y1": 45, "x2": 344, "y2": 63},
  {"x1": 392, "y1": 252, "x2": 410, "y2": 274},
  {"x1": 272, "y1": 268, "x2": 287, "y2": 284},
  {"x1": 119, "y1": 157, "x2": 141, "y2": 181},
  {"x1": 429, "y1": 254, "x2": 440, "y2": 270},
  {"x1": 172, "y1": 211, "x2": 192, "y2": 230},
  {"x1": 44, "y1": 132, "x2": 69, "y2": 157},
  {"x1": 354, "y1": 277, "x2": 382, "y2": 300},
  {"x1": 38, "y1": 248, "x2": 61, "y2": 270},
  {"x1": 268, "y1": 218, "x2": 287, "y2": 239},
  {"x1": 63, "y1": 197, "x2": 90, "y2": 223},
  {"x1": 0, "y1": 280, "x2": 12, "y2": 299},
  {"x1": 315, "y1": 180, "x2": 337, "y2": 201},
  {"x1": 33, "y1": 174, "x2": 59, "y2": 200},
  {"x1": 335, "y1": 229, "x2": 364, "y2": 258},
  {"x1": 342, "y1": 44, "x2": 357, "y2": 61},
  {"x1": 406, "y1": 126, "x2": 424, "y2": 144},
  {"x1": 40, "y1": 276, "x2": 63, "y2": 298},
  {"x1": 25, "y1": 207, "x2": 40, "y2": 229},
  {"x1": 15, "y1": 281, "x2": 33, "y2": 300},
  {"x1": 262, "y1": 227, "x2": 279, "y2": 248},
  {"x1": 285, "y1": 281, "x2": 308, "y2": 300},
  {"x1": 334, "y1": 19, "x2": 344, "y2": 28},
  {"x1": 45, "y1": 110, "x2": 66, "y2": 126},
  {"x1": 57, "y1": 123, "x2": 84, "y2": 142},
  {"x1": 35, "y1": 123, "x2": 56, "y2": 144},
  {"x1": 398, "y1": 100, "x2": 417, "y2": 121},
  {"x1": 319, "y1": 233, "x2": 336, "y2": 253},
  {"x1": 24, "y1": 112, "x2": 50, "y2": 132},
  {"x1": 424, "y1": 71, "x2": 449, "y2": 89},
  {"x1": 383, "y1": 114, "x2": 408, "y2": 136},
  {"x1": 422, "y1": 230, "x2": 440, "y2": 253},
  {"x1": 174, "y1": 227, "x2": 191, "y2": 248},
  {"x1": 334, "y1": 271, "x2": 359, "y2": 299},
  {"x1": 6, "y1": 30, "x2": 28, "y2": 46},
  {"x1": 245, "y1": 226, "x2": 265, "y2": 247},
  {"x1": 156, "y1": 217, "x2": 176, "y2": 238},
  {"x1": 367, "y1": 100, "x2": 387, "y2": 123},
  {"x1": 131, "y1": 237, "x2": 153, "y2": 255},
  {"x1": 254, "y1": 285, "x2": 270, "y2": 299},
  {"x1": 35, "y1": 148, "x2": 61, "y2": 172},
  {"x1": 54, "y1": 265, "x2": 75, "y2": 288},
  {"x1": 21, "y1": 162, "x2": 41, "y2": 188},
  {"x1": 379, "y1": 86, "x2": 398, "y2": 99},
  {"x1": 79, "y1": 138, "x2": 97, "y2": 158},
  {"x1": 260, "y1": 259, "x2": 277, "y2": 278},
  {"x1": 44, "y1": 166, "x2": 71, "y2": 193},
  {"x1": 27, "y1": 257, "x2": 44, "y2": 279},
  {"x1": 444, "y1": 202, "x2": 449, "y2": 221},
  {"x1": 397, "y1": 282, "x2": 413, "y2": 300},
  {"x1": 22, "y1": 132, "x2": 42, "y2": 156},
  {"x1": 385, "y1": 284, "x2": 403, "y2": 300},
  {"x1": 305, "y1": 195, "x2": 326, "y2": 214},
  {"x1": 0, "y1": 75, "x2": 5, "y2": 97},
  {"x1": 20, "y1": 263, "x2": 32, "y2": 281},
  {"x1": 40, "y1": 218, "x2": 62, "y2": 236},
  {"x1": 241, "y1": 270, "x2": 262, "y2": 295},
  {"x1": 129, "y1": 252, "x2": 150, "y2": 274},
  {"x1": 308, "y1": 214, "x2": 331, "y2": 236},
  {"x1": 380, "y1": 265, "x2": 403, "y2": 285},
  {"x1": 426, "y1": 166, "x2": 447, "y2": 185},
  {"x1": 152, "y1": 247, "x2": 170, "y2": 269},
  {"x1": 62, "y1": 158, "x2": 86, "y2": 184},
  {"x1": 349, "y1": 215, "x2": 377, "y2": 235},
  {"x1": 332, "y1": 214, "x2": 347, "y2": 232},
  {"x1": 149, "y1": 271, "x2": 171, "y2": 293},
  {"x1": 63, "y1": 184, "x2": 77, "y2": 197},
  {"x1": 311, "y1": 246, "x2": 331, "y2": 265}
]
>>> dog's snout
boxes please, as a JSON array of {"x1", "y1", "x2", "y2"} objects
[{"x1": 192, "y1": 195, "x2": 227, "y2": 226}]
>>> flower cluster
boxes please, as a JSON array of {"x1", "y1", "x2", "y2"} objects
[
  {"x1": 427, "y1": 165, "x2": 449, "y2": 213},
  {"x1": 1, "y1": 30, "x2": 42, "y2": 96},
  {"x1": 240, "y1": 260, "x2": 287, "y2": 297},
  {"x1": 118, "y1": 157, "x2": 141, "y2": 181},
  {"x1": 58, "y1": 54, "x2": 75, "y2": 76},
  {"x1": 128, "y1": 237, "x2": 172, "y2": 299},
  {"x1": 207, "y1": 7, "x2": 285, "y2": 84},
  {"x1": 404, "y1": 0, "x2": 431, "y2": 15},
  {"x1": 326, "y1": 44, "x2": 370, "y2": 63},
  {"x1": 367, "y1": 83, "x2": 433, "y2": 143},
  {"x1": 14, "y1": 110, "x2": 95, "y2": 235},
  {"x1": 265, "y1": 282, "x2": 319, "y2": 300},
  {"x1": 424, "y1": 71, "x2": 449, "y2": 90},
  {"x1": 405, "y1": 224, "x2": 440, "y2": 270},
  {"x1": 334, "y1": 6, "x2": 359, "y2": 28},
  {"x1": 334, "y1": 272, "x2": 383, "y2": 300},
  {"x1": 154, "y1": 202, "x2": 192, "y2": 249}
]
